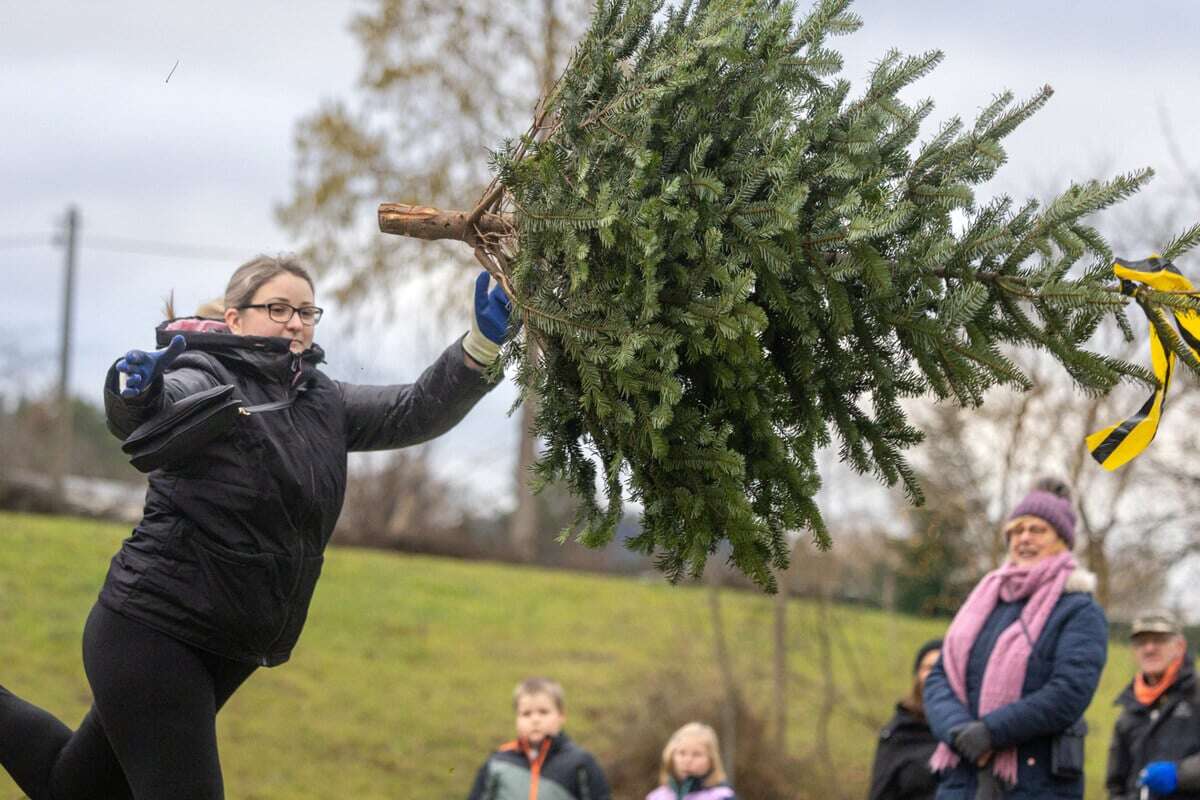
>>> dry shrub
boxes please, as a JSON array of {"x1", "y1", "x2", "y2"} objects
[
  {"x1": 334, "y1": 448, "x2": 501, "y2": 559},
  {"x1": 595, "y1": 668, "x2": 811, "y2": 800}
]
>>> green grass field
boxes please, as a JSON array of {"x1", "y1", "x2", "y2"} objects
[{"x1": 0, "y1": 512, "x2": 1132, "y2": 798}]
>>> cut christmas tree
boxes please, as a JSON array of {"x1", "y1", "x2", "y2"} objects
[{"x1": 378, "y1": 0, "x2": 1200, "y2": 590}]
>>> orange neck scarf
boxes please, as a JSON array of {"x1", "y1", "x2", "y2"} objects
[{"x1": 1135, "y1": 655, "x2": 1184, "y2": 706}]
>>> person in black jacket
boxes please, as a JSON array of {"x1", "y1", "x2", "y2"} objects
[
  {"x1": 0, "y1": 255, "x2": 511, "y2": 800},
  {"x1": 1107, "y1": 609, "x2": 1200, "y2": 799},
  {"x1": 467, "y1": 677, "x2": 611, "y2": 800},
  {"x1": 867, "y1": 639, "x2": 943, "y2": 800}
]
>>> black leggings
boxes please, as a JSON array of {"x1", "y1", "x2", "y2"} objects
[{"x1": 0, "y1": 603, "x2": 256, "y2": 800}]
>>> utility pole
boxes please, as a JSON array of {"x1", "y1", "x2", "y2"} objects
[{"x1": 52, "y1": 206, "x2": 79, "y2": 506}]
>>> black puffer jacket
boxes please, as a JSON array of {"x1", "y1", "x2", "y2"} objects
[
  {"x1": 1107, "y1": 656, "x2": 1200, "y2": 800},
  {"x1": 101, "y1": 322, "x2": 494, "y2": 666},
  {"x1": 867, "y1": 703, "x2": 939, "y2": 800}
]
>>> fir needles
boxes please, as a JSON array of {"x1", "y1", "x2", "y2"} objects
[{"x1": 383, "y1": 0, "x2": 1199, "y2": 590}]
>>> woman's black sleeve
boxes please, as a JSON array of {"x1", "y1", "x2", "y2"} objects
[
  {"x1": 103, "y1": 357, "x2": 220, "y2": 440},
  {"x1": 339, "y1": 336, "x2": 494, "y2": 452}
]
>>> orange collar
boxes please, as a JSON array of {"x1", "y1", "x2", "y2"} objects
[
  {"x1": 1135, "y1": 655, "x2": 1184, "y2": 706},
  {"x1": 519, "y1": 737, "x2": 551, "y2": 800}
]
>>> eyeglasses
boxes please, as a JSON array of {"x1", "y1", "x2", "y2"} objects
[
  {"x1": 1003, "y1": 520, "x2": 1055, "y2": 539},
  {"x1": 239, "y1": 303, "x2": 324, "y2": 326}
]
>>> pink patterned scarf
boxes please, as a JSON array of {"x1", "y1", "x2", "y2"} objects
[
  {"x1": 929, "y1": 551, "x2": 1076, "y2": 787},
  {"x1": 165, "y1": 318, "x2": 229, "y2": 334}
]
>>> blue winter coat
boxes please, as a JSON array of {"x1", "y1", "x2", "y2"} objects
[{"x1": 923, "y1": 571, "x2": 1107, "y2": 799}]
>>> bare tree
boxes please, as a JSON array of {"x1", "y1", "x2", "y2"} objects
[
  {"x1": 334, "y1": 446, "x2": 473, "y2": 553},
  {"x1": 896, "y1": 320, "x2": 1200, "y2": 616},
  {"x1": 772, "y1": 575, "x2": 788, "y2": 754},
  {"x1": 706, "y1": 578, "x2": 741, "y2": 782},
  {"x1": 888, "y1": 143, "x2": 1200, "y2": 613},
  {"x1": 280, "y1": 0, "x2": 590, "y2": 562}
]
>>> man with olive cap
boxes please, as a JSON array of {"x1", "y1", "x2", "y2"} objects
[{"x1": 1107, "y1": 609, "x2": 1200, "y2": 798}]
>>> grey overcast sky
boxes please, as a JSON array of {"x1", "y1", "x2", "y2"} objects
[{"x1": 3, "y1": 1, "x2": 1199, "y2": 505}]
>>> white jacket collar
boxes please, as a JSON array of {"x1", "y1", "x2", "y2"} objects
[{"x1": 1065, "y1": 567, "x2": 1098, "y2": 594}]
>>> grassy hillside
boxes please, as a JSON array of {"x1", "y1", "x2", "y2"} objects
[{"x1": 0, "y1": 512, "x2": 1131, "y2": 798}]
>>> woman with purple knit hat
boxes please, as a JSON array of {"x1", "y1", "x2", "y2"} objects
[{"x1": 922, "y1": 478, "x2": 1107, "y2": 800}]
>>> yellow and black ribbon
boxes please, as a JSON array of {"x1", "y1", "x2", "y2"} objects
[{"x1": 1087, "y1": 256, "x2": 1200, "y2": 470}]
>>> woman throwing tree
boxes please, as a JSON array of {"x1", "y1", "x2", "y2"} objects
[{"x1": 0, "y1": 255, "x2": 513, "y2": 799}]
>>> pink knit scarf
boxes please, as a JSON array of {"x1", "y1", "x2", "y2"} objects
[{"x1": 929, "y1": 551, "x2": 1076, "y2": 787}]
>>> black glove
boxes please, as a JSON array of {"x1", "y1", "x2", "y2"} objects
[
  {"x1": 950, "y1": 720, "x2": 992, "y2": 763},
  {"x1": 975, "y1": 768, "x2": 1005, "y2": 800}
]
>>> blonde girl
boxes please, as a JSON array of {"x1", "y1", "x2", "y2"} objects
[{"x1": 645, "y1": 722, "x2": 736, "y2": 800}]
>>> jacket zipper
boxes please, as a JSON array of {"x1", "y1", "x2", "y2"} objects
[
  {"x1": 250, "y1": 352, "x2": 306, "y2": 666},
  {"x1": 527, "y1": 739, "x2": 550, "y2": 800}
]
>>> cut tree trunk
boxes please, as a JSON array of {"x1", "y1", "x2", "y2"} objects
[{"x1": 377, "y1": 203, "x2": 513, "y2": 243}]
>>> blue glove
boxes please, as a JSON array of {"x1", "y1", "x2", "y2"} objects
[
  {"x1": 462, "y1": 271, "x2": 515, "y2": 365},
  {"x1": 1140, "y1": 762, "x2": 1179, "y2": 795},
  {"x1": 474, "y1": 270, "x2": 513, "y2": 343},
  {"x1": 116, "y1": 334, "x2": 186, "y2": 398}
]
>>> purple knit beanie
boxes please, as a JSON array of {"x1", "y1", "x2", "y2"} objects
[{"x1": 1007, "y1": 477, "x2": 1076, "y2": 548}]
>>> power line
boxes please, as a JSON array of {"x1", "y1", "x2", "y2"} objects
[
  {"x1": 0, "y1": 232, "x2": 263, "y2": 261},
  {"x1": 0, "y1": 233, "x2": 53, "y2": 250},
  {"x1": 84, "y1": 236, "x2": 256, "y2": 262}
]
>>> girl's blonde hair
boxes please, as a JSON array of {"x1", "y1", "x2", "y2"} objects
[{"x1": 659, "y1": 722, "x2": 727, "y2": 787}]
